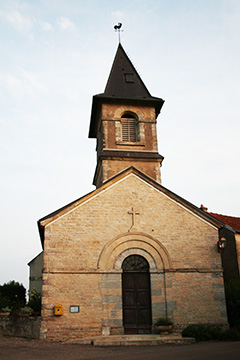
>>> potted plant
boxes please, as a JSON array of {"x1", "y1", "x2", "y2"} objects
[{"x1": 154, "y1": 318, "x2": 173, "y2": 334}]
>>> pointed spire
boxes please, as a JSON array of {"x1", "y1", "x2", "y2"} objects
[
  {"x1": 104, "y1": 44, "x2": 151, "y2": 98},
  {"x1": 89, "y1": 44, "x2": 164, "y2": 138}
]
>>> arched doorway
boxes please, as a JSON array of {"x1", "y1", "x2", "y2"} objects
[{"x1": 122, "y1": 255, "x2": 152, "y2": 334}]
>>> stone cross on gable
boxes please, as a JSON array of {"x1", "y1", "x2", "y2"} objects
[{"x1": 128, "y1": 207, "x2": 140, "y2": 232}]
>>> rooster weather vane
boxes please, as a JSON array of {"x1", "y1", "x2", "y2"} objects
[{"x1": 114, "y1": 23, "x2": 123, "y2": 43}]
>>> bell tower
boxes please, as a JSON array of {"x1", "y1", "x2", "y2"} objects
[{"x1": 89, "y1": 44, "x2": 164, "y2": 188}]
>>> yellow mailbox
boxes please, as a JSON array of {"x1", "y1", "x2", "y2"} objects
[{"x1": 54, "y1": 304, "x2": 63, "y2": 316}]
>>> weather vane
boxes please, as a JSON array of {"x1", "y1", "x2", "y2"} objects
[{"x1": 114, "y1": 23, "x2": 123, "y2": 43}]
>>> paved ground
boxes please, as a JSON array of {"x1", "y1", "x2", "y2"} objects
[{"x1": 0, "y1": 336, "x2": 240, "y2": 360}]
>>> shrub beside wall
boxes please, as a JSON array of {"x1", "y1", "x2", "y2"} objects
[{"x1": 182, "y1": 325, "x2": 240, "y2": 342}]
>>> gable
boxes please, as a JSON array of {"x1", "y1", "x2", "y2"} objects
[
  {"x1": 38, "y1": 167, "x2": 225, "y2": 248},
  {"x1": 40, "y1": 171, "x2": 227, "y2": 273}
]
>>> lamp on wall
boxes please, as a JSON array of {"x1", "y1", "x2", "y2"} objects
[{"x1": 217, "y1": 237, "x2": 227, "y2": 253}]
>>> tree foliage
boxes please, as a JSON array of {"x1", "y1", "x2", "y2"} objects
[
  {"x1": 0, "y1": 280, "x2": 26, "y2": 310},
  {"x1": 28, "y1": 288, "x2": 41, "y2": 315}
]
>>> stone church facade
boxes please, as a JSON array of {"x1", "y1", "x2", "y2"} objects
[{"x1": 36, "y1": 44, "x2": 229, "y2": 341}]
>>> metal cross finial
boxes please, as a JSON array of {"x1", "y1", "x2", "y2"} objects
[{"x1": 114, "y1": 23, "x2": 123, "y2": 43}]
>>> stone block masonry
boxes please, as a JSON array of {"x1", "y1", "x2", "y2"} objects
[
  {"x1": 40, "y1": 172, "x2": 228, "y2": 341},
  {"x1": 0, "y1": 315, "x2": 41, "y2": 339}
]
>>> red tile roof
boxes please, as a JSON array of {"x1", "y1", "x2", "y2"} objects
[{"x1": 209, "y1": 213, "x2": 240, "y2": 232}]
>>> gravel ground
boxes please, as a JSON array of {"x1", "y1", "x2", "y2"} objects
[{"x1": 0, "y1": 335, "x2": 240, "y2": 360}]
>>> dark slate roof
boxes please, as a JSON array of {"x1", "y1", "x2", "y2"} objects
[
  {"x1": 89, "y1": 44, "x2": 164, "y2": 138},
  {"x1": 209, "y1": 213, "x2": 240, "y2": 233},
  {"x1": 104, "y1": 43, "x2": 151, "y2": 98}
]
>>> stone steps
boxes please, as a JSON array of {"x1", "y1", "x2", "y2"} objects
[{"x1": 65, "y1": 334, "x2": 195, "y2": 346}]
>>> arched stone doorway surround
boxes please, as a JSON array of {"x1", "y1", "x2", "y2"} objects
[
  {"x1": 98, "y1": 232, "x2": 171, "y2": 271},
  {"x1": 98, "y1": 232, "x2": 172, "y2": 335}
]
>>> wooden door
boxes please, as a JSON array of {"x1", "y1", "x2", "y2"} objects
[{"x1": 122, "y1": 255, "x2": 152, "y2": 334}]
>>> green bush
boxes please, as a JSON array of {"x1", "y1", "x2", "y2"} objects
[
  {"x1": 0, "y1": 295, "x2": 10, "y2": 310},
  {"x1": 28, "y1": 289, "x2": 41, "y2": 315},
  {"x1": 0, "y1": 281, "x2": 26, "y2": 310},
  {"x1": 182, "y1": 325, "x2": 214, "y2": 341},
  {"x1": 1, "y1": 306, "x2": 11, "y2": 313},
  {"x1": 182, "y1": 324, "x2": 240, "y2": 342},
  {"x1": 219, "y1": 328, "x2": 240, "y2": 341}
]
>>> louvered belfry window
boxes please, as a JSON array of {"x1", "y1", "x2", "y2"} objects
[{"x1": 121, "y1": 113, "x2": 139, "y2": 142}]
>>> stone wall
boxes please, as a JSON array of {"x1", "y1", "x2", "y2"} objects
[
  {"x1": 40, "y1": 172, "x2": 228, "y2": 341},
  {"x1": 0, "y1": 315, "x2": 41, "y2": 339}
]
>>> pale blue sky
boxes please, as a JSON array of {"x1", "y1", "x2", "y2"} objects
[{"x1": 0, "y1": 0, "x2": 239, "y2": 290}]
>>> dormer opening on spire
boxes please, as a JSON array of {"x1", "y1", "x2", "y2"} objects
[
  {"x1": 121, "y1": 112, "x2": 139, "y2": 142},
  {"x1": 124, "y1": 73, "x2": 135, "y2": 83}
]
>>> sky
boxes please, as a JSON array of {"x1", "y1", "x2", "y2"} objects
[{"x1": 0, "y1": 0, "x2": 239, "y2": 292}]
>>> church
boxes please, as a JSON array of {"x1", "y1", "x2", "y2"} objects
[{"x1": 34, "y1": 43, "x2": 231, "y2": 341}]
